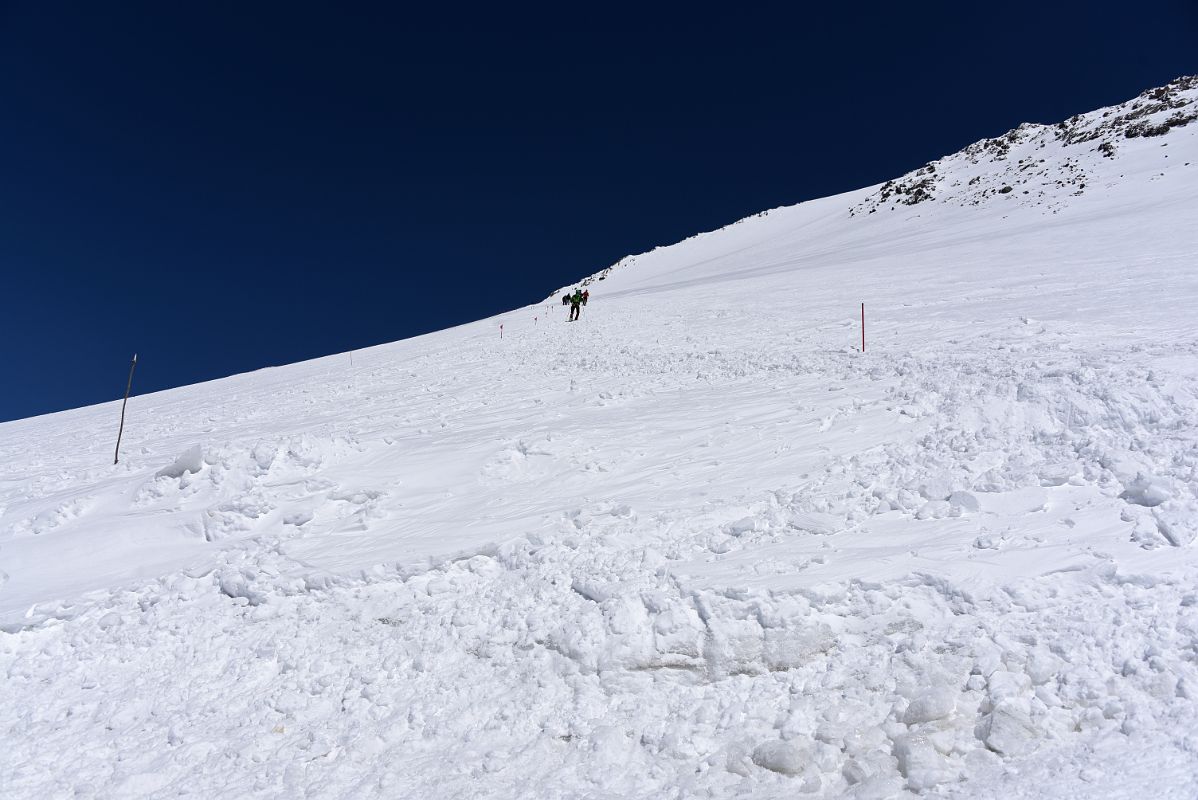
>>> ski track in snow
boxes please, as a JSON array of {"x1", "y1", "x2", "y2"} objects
[{"x1": 3, "y1": 80, "x2": 1198, "y2": 798}]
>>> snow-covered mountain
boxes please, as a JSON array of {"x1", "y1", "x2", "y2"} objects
[
  {"x1": 853, "y1": 74, "x2": 1198, "y2": 216},
  {"x1": 565, "y1": 74, "x2": 1198, "y2": 295},
  {"x1": 3, "y1": 78, "x2": 1198, "y2": 799}
]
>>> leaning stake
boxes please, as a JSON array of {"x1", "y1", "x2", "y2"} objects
[
  {"x1": 861, "y1": 302, "x2": 866, "y2": 353},
  {"x1": 114, "y1": 353, "x2": 138, "y2": 465}
]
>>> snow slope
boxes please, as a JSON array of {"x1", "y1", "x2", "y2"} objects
[{"x1": 3, "y1": 77, "x2": 1198, "y2": 799}]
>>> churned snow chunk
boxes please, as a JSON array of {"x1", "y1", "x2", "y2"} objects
[
  {"x1": 725, "y1": 516, "x2": 758, "y2": 536},
  {"x1": 981, "y1": 699, "x2": 1038, "y2": 755},
  {"x1": 724, "y1": 742, "x2": 754, "y2": 777},
  {"x1": 589, "y1": 725, "x2": 632, "y2": 767},
  {"x1": 1025, "y1": 648, "x2": 1062, "y2": 685},
  {"x1": 973, "y1": 534, "x2": 1001, "y2": 550},
  {"x1": 283, "y1": 510, "x2": 313, "y2": 527},
  {"x1": 893, "y1": 734, "x2": 956, "y2": 791},
  {"x1": 571, "y1": 577, "x2": 613, "y2": 603},
  {"x1": 1153, "y1": 501, "x2": 1197, "y2": 547},
  {"x1": 919, "y1": 477, "x2": 953, "y2": 501},
  {"x1": 751, "y1": 739, "x2": 806, "y2": 775},
  {"x1": 273, "y1": 691, "x2": 305, "y2": 715},
  {"x1": 652, "y1": 606, "x2": 704, "y2": 660},
  {"x1": 789, "y1": 511, "x2": 840, "y2": 535},
  {"x1": 97, "y1": 611, "x2": 121, "y2": 630},
  {"x1": 987, "y1": 670, "x2": 1032, "y2": 702},
  {"x1": 251, "y1": 441, "x2": 277, "y2": 470},
  {"x1": 1037, "y1": 463, "x2": 1075, "y2": 487},
  {"x1": 915, "y1": 500, "x2": 952, "y2": 520},
  {"x1": 850, "y1": 776, "x2": 907, "y2": 799},
  {"x1": 763, "y1": 625, "x2": 835, "y2": 670},
  {"x1": 1119, "y1": 473, "x2": 1172, "y2": 507},
  {"x1": 841, "y1": 758, "x2": 872, "y2": 785},
  {"x1": 156, "y1": 445, "x2": 204, "y2": 478},
  {"x1": 947, "y1": 491, "x2": 979, "y2": 512},
  {"x1": 902, "y1": 687, "x2": 956, "y2": 725}
]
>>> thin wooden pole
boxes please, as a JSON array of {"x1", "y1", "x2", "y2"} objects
[
  {"x1": 114, "y1": 354, "x2": 137, "y2": 465},
  {"x1": 860, "y1": 303, "x2": 865, "y2": 352}
]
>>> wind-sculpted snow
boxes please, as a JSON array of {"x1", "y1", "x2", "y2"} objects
[{"x1": 3, "y1": 78, "x2": 1198, "y2": 797}]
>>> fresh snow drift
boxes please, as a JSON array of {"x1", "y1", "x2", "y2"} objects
[{"x1": 3, "y1": 77, "x2": 1198, "y2": 799}]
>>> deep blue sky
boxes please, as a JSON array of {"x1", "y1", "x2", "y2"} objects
[{"x1": 1, "y1": 2, "x2": 1195, "y2": 422}]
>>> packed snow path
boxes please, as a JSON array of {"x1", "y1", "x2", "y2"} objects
[{"x1": 4, "y1": 79, "x2": 1198, "y2": 797}]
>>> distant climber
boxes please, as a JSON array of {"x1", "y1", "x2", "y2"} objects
[
  {"x1": 582, "y1": 289, "x2": 589, "y2": 306},
  {"x1": 561, "y1": 293, "x2": 570, "y2": 306},
  {"x1": 569, "y1": 289, "x2": 583, "y2": 321}
]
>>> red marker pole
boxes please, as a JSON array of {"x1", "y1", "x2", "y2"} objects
[{"x1": 860, "y1": 303, "x2": 866, "y2": 352}]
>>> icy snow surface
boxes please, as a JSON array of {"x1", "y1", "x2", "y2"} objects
[{"x1": 3, "y1": 78, "x2": 1198, "y2": 798}]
